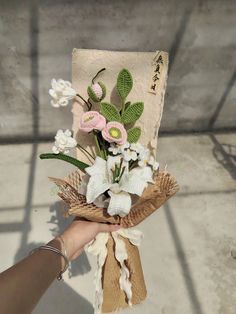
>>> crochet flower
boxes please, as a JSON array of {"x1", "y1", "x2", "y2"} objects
[
  {"x1": 79, "y1": 111, "x2": 106, "y2": 133},
  {"x1": 52, "y1": 129, "x2": 77, "y2": 154},
  {"x1": 49, "y1": 79, "x2": 76, "y2": 108},
  {"x1": 148, "y1": 156, "x2": 159, "y2": 171},
  {"x1": 102, "y1": 122, "x2": 127, "y2": 145},
  {"x1": 138, "y1": 147, "x2": 150, "y2": 167},
  {"x1": 85, "y1": 156, "x2": 154, "y2": 217},
  {"x1": 87, "y1": 82, "x2": 106, "y2": 102},
  {"x1": 122, "y1": 148, "x2": 138, "y2": 162}
]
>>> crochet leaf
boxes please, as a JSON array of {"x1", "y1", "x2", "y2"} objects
[
  {"x1": 127, "y1": 127, "x2": 141, "y2": 143},
  {"x1": 100, "y1": 102, "x2": 121, "y2": 122},
  {"x1": 39, "y1": 153, "x2": 89, "y2": 172},
  {"x1": 125, "y1": 101, "x2": 131, "y2": 110},
  {"x1": 122, "y1": 102, "x2": 144, "y2": 124},
  {"x1": 117, "y1": 69, "x2": 133, "y2": 99}
]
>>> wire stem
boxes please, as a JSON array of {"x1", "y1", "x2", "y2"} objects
[
  {"x1": 92, "y1": 68, "x2": 106, "y2": 84},
  {"x1": 76, "y1": 93, "x2": 90, "y2": 110},
  {"x1": 76, "y1": 143, "x2": 95, "y2": 160}
]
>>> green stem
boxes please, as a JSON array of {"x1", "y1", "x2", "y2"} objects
[
  {"x1": 76, "y1": 143, "x2": 95, "y2": 160},
  {"x1": 39, "y1": 153, "x2": 89, "y2": 172},
  {"x1": 100, "y1": 136, "x2": 108, "y2": 159},
  {"x1": 93, "y1": 132, "x2": 103, "y2": 159},
  {"x1": 121, "y1": 98, "x2": 125, "y2": 116},
  {"x1": 129, "y1": 159, "x2": 139, "y2": 171},
  {"x1": 118, "y1": 166, "x2": 126, "y2": 181}
]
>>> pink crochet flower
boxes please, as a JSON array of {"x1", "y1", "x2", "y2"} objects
[
  {"x1": 79, "y1": 111, "x2": 106, "y2": 132},
  {"x1": 102, "y1": 121, "x2": 127, "y2": 145},
  {"x1": 91, "y1": 83, "x2": 103, "y2": 99}
]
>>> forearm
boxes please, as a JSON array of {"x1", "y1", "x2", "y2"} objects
[
  {"x1": 0, "y1": 220, "x2": 120, "y2": 314},
  {"x1": 0, "y1": 239, "x2": 63, "y2": 314}
]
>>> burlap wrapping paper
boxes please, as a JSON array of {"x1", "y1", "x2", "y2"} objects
[
  {"x1": 50, "y1": 49, "x2": 178, "y2": 313},
  {"x1": 50, "y1": 171, "x2": 179, "y2": 313}
]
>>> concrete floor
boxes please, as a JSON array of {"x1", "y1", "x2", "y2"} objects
[{"x1": 0, "y1": 133, "x2": 235, "y2": 314}]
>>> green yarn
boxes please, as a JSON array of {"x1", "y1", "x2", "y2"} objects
[
  {"x1": 124, "y1": 101, "x2": 131, "y2": 110},
  {"x1": 39, "y1": 153, "x2": 89, "y2": 172},
  {"x1": 117, "y1": 69, "x2": 133, "y2": 99},
  {"x1": 127, "y1": 127, "x2": 141, "y2": 143},
  {"x1": 100, "y1": 102, "x2": 121, "y2": 122},
  {"x1": 122, "y1": 102, "x2": 144, "y2": 124}
]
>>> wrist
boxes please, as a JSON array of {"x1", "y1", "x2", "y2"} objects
[{"x1": 47, "y1": 238, "x2": 67, "y2": 270}]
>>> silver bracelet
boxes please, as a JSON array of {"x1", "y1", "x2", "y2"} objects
[{"x1": 29, "y1": 239, "x2": 69, "y2": 281}]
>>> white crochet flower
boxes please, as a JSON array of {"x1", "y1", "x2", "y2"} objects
[
  {"x1": 85, "y1": 156, "x2": 153, "y2": 217},
  {"x1": 148, "y1": 156, "x2": 160, "y2": 171},
  {"x1": 122, "y1": 148, "x2": 138, "y2": 162},
  {"x1": 130, "y1": 142, "x2": 145, "y2": 153},
  {"x1": 49, "y1": 79, "x2": 76, "y2": 108},
  {"x1": 108, "y1": 142, "x2": 130, "y2": 156},
  {"x1": 108, "y1": 144, "x2": 121, "y2": 155},
  {"x1": 138, "y1": 147, "x2": 150, "y2": 167},
  {"x1": 52, "y1": 129, "x2": 77, "y2": 154}
]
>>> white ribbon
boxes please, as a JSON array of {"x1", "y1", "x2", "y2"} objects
[{"x1": 86, "y1": 228, "x2": 143, "y2": 314}]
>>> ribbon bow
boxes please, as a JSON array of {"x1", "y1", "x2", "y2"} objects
[{"x1": 87, "y1": 228, "x2": 143, "y2": 314}]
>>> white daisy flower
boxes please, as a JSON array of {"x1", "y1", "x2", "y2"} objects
[
  {"x1": 49, "y1": 79, "x2": 76, "y2": 108},
  {"x1": 52, "y1": 129, "x2": 77, "y2": 154}
]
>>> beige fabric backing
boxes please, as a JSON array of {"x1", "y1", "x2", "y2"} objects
[{"x1": 71, "y1": 49, "x2": 168, "y2": 163}]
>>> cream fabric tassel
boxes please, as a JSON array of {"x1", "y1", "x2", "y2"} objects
[{"x1": 87, "y1": 228, "x2": 143, "y2": 314}]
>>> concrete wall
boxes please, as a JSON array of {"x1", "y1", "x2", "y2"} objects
[{"x1": 0, "y1": 0, "x2": 235, "y2": 141}]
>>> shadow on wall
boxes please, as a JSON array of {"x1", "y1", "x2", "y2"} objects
[
  {"x1": 208, "y1": 70, "x2": 236, "y2": 130},
  {"x1": 163, "y1": 202, "x2": 204, "y2": 314},
  {"x1": 210, "y1": 135, "x2": 236, "y2": 181}
]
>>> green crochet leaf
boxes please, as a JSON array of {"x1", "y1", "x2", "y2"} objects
[
  {"x1": 39, "y1": 153, "x2": 89, "y2": 172},
  {"x1": 125, "y1": 101, "x2": 131, "y2": 110},
  {"x1": 117, "y1": 69, "x2": 133, "y2": 99},
  {"x1": 87, "y1": 86, "x2": 100, "y2": 102},
  {"x1": 127, "y1": 127, "x2": 141, "y2": 143},
  {"x1": 122, "y1": 102, "x2": 144, "y2": 124},
  {"x1": 100, "y1": 102, "x2": 121, "y2": 122}
]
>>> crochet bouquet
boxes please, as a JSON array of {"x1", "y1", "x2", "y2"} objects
[{"x1": 40, "y1": 49, "x2": 179, "y2": 314}]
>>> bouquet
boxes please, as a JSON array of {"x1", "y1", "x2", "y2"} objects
[{"x1": 40, "y1": 64, "x2": 179, "y2": 314}]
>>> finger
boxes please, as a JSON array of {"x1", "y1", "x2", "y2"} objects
[{"x1": 98, "y1": 223, "x2": 121, "y2": 233}]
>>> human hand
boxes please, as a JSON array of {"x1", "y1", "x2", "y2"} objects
[{"x1": 57, "y1": 219, "x2": 121, "y2": 261}]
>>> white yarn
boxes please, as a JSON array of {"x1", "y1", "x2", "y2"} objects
[{"x1": 86, "y1": 228, "x2": 143, "y2": 314}]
